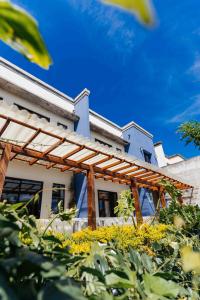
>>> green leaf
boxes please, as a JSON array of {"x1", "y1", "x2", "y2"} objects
[
  {"x1": 102, "y1": 0, "x2": 155, "y2": 26},
  {"x1": 0, "y1": 271, "x2": 18, "y2": 300},
  {"x1": 143, "y1": 274, "x2": 182, "y2": 298},
  {"x1": 0, "y1": 0, "x2": 51, "y2": 69},
  {"x1": 105, "y1": 272, "x2": 133, "y2": 288},
  {"x1": 38, "y1": 281, "x2": 87, "y2": 300}
]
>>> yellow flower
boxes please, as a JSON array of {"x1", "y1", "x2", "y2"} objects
[{"x1": 50, "y1": 223, "x2": 169, "y2": 254}]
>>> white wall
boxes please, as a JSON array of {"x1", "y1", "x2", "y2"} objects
[
  {"x1": 91, "y1": 131, "x2": 124, "y2": 152},
  {"x1": 0, "y1": 59, "x2": 74, "y2": 113},
  {"x1": 167, "y1": 156, "x2": 184, "y2": 165},
  {"x1": 164, "y1": 156, "x2": 200, "y2": 205},
  {"x1": 6, "y1": 160, "x2": 74, "y2": 218},
  {"x1": 154, "y1": 144, "x2": 167, "y2": 167},
  {"x1": 89, "y1": 112, "x2": 122, "y2": 138},
  {"x1": 0, "y1": 88, "x2": 74, "y2": 130}
]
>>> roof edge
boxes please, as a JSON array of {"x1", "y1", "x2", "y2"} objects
[
  {"x1": 122, "y1": 121, "x2": 153, "y2": 139},
  {"x1": 0, "y1": 57, "x2": 74, "y2": 103}
]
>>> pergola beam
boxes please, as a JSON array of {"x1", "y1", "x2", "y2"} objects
[
  {"x1": 0, "y1": 144, "x2": 12, "y2": 197},
  {"x1": 0, "y1": 141, "x2": 190, "y2": 190},
  {"x1": 130, "y1": 180, "x2": 143, "y2": 224},
  {"x1": 87, "y1": 166, "x2": 96, "y2": 229}
]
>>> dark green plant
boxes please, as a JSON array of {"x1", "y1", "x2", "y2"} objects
[
  {"x1": 1, "y1": 198, "x2": 200, "y2": 299},
  {"x1": 159, "y1": 179, "x2": 182, "y2": 202},
  {"x1": 177, "y1": 121, "x2": 200, "y2": 149}
]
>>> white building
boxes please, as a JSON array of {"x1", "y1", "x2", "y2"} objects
[{"x1": 0, "y1": 58, "x2": 191, "y2": 222}]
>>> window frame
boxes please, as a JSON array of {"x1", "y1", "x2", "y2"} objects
[{"x1": 95, "y1": 138, "x2": 112, "y2": 148}]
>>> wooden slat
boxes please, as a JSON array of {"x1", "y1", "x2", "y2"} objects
[
  {"x1": 139, "y1": 173, "x2": 162, "y2": 180},
  {"x1": 134, "y1": 170, "x2": 153, "y2": 177},
  {"x1": 87, "y1": 166, "x2": 96, "y2": 230},
  {"x1": 76, "y1": 152, "x2": 97, "y2": 163},
  {"x1": 29, "y1": 138, "x2": 65, "y2": 165},
  {"x1": 92, "y1": 155, "x2": 112, "y2": 166},
  {"x1": 111, "y1": 163, "x2": 132, "y2": 173},
  {"x1": 63, "y1": 145, "x2": 84, "y2": 159},
  {"x1": 120, "y1": 166, "x2": 140, "y2": 175},
  {"x1": 0, "y1": 144, "x2": 12, "y2": 197},
  {"x1": 0, "y1": 118, "x2": 10, "y2": 136},
  {"x1": 101, "y1": 160, "x2": 123, "y2": 170}
]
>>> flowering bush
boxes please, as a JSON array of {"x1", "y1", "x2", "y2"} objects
[{"x1": 51, "y1": 223, "x2": 169, "y2": 254}]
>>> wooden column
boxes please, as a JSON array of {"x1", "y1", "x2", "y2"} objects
[
  {"x1": 152, "y1": 190, "x2": 160, "y2": 211},
  {"x1": 87, "y1": 166, "x2": 96, "y2": 230},
  {"x1": 159, "y1": 188, "x2": 166, "y2": 208},
  {"x1": 0, "y1": 144, "x2": 12, "y2": 198},
  {"x1": 178, "y1": 195, "x2": 183, "y2": 205},
  {"x1": 130, "y1": 180, "x2": 143, "y2": 225}
]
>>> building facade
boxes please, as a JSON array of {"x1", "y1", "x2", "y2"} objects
[
  {"x1": 0, "y1": 58, "x2": 158, "y2": 219},
  {"x1": 154, "y1": 141, "x2": 199, "y2": 205}
]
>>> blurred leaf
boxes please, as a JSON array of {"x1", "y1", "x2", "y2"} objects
[
  {"x1": 102, "y1": 0, "x2": 155, "y2": 26},
  {"x1": 143, "y1": 274, "x2": 183, "y2": 298},
  {"x1": 105, "y1": 272, "x2": 133, "y2": 288},
  {"x1": 0, "y1": 0, "x2": 51, "y2": 68},
  {"x1": 38, "y1": 281, "x2": 87, "y2": 300},
  {"x1": 181, "y1": 246, "x2": 200, "y2": 274}
]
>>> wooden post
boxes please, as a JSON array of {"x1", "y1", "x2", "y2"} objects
[
  {"x1": 0, "y1": 144, "x2": 12, "y2": 198},
  {"x1": 152, "y1": 190, "x2": 160, "y2": 211},
  {"x1": 130, "y1": 180, "x2": 143, "y2": 225},
  {"x1": 178, "y1": 195, "x2": 183, "y2": 205},
  {"x1": 159, "y1": 188, "x2": 166, "y2": 208},
  {"x1": 87, "y1": 166, "x2": 96, "y2": 230}
]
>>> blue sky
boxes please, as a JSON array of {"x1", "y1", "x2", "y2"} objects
[{"x1": 1, "y1": 0, "x2": 200, "y2": 158}]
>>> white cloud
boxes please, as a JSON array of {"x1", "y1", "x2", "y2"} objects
[
  {"x1": 169, "y1": 95, "x2": 200, "y2": 123},
  {"x1": 188, "y1": 54, "x2": 200, "y2": 81},
  {"x1": 67, "y1": 0, "x2": 135, "y2": 56}
]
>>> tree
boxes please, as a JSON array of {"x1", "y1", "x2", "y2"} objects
[{"x1": 177, "y1": 121, "x2": 200, "y2": 149}]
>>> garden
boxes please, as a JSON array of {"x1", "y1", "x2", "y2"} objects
[
  {"x1": 1, "y1": 180, "x2": 200, "y2": 300},
  {"x1": 0, "y1": 1, "x2": 200, "y2": 299}
]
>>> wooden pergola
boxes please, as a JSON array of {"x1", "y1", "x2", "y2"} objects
[{"x1": 0, "y1": 102, "x2": 193, "y2": 229}]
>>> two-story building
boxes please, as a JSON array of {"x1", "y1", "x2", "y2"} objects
[{"x1": 0, "y1": 58, "x2": 177, "y2": 220}]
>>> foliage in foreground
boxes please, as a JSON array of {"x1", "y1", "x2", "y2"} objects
[
  {"x1": 0, "y1": 0, "x2": 51, "y2": 68},
  {"x1": 102, "y1": 0, "x2": 155, "y2": 26},
  {"x1": 1, "y1": 198, "x2": 200, "y2": 299}
]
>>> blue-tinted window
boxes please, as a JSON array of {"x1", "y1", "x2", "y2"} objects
[
  {"x1": 51, "y1": 183, "x2": 65, "y2": 214},
  {"x1": 1, "y1": 177, "x2": 43, "y2": 218}
]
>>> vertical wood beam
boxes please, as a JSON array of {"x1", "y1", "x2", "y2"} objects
[
  {"x1": 0, "y1": 144, "x2": 12, "y2": 198},
  {"x1": 178, "y1": 194, "x2": 183, "y2": 205},
  {"x1": 152, "y1": 190, "x2": 160, "y2": 211},
  {"x1": 87, "y1": 166, "x2": 96, "y2": 230},
  {"x1": 130, "y1": 180, "x2": 143, "y2": 225},
  {"x1": 159, "y1": 188, "x2": 166, "y2": 208}
]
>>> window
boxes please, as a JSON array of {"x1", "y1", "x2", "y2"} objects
[
  {"x1": 116, "y1": 148, "x2": 122, "y2": 153},
  {"x1": 14, "y1": 103, "x2": 50, "y2": 122},
  {"x1": 95, "y1": 138, "x2": 112, "y2": 148},
  {"x1": 51, "y1": 183, "x2": 65, "y2": 214},
  {"x1": 143, "y1": 150, "x2": 152, "y2": 163},
  {"x1": 57, "y1": 122, "x2": 68, "y2": 130},
  {"x1": 1, "y1": 177, "x2": 43, "y2": 218},
  {"x1": 98, "y1": 190, "x2": 117, "y2": 217}
]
